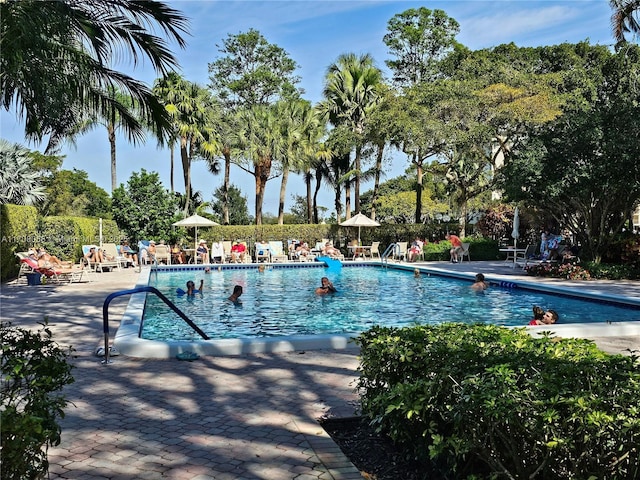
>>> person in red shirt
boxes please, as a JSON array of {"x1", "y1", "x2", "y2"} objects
[
  {"x1": 445, "y1": 233, "x2": 463, "y2": 263},
  {"x1": 231, "y1": 241, "x2": 247, "y2": 263}
]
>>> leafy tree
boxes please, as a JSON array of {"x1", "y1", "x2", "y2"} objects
[
  {"x1": 42, "y1": 169, "x2": 111, "y2": 218},
  {"x1": 0, "y1": 140, "x2": 46, "y2": 205},
  {"x1": 211, "y1": 184, "x2": 251, "y2": 225},
  {"x1": 319, "y1": 53, "x2": 382, "y2": 216},
  {"x1": 384, "y1": 7, "x2": 460, "y2": 87},
  {"x1": 207, "y1": 28, "x2": 301, "y2": 109},
  {"x1": 208, "y1": 29, "x2": 301, "y2": 224},
  {"x1": 501, "y1": 44, "x2": 640, "y2": 260},
  {"x1": 111, "y1": 169, "x2": 178, "y2": 244},
  {"x1": 0, "y1": 0, "x2": 187, "y2": 151},
  {"x1": 288, "y1": 194, "x2": 309, "y2": 224}
]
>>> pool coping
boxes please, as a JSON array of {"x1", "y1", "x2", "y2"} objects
[{"x1": 113, "y1": 262, "x2": 640, "y2": 358}]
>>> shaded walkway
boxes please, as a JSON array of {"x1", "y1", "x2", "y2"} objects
[{"x1": 2, "y1": 262, "x2": 638, "y2": 479}]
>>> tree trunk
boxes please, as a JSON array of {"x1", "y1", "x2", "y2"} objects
[
  {"x1": 169, "y1": 142, "x2": 174, "y2": 193},
  {"x1": 345, "y1": 180, "x2": 352, "y2": 220},
  {"x1": 370, "y1": 141, "x2": 384, "y2": 221},
  {"x1": 254, "y1": 156, "x2": 272, "y2": 225},
  {"x1": 180, "y1": 135, "x2": 190, "y2": 216},
  {"x1": 108, "y1": 123, "x2": 117, "y2": 192},
  {"x1": 277, "y1": 168, "x2": 289, "y2": 225},
  {"x1": 354, "y1": 145, "x2": 362, "y2": 213},
  {"x1": 313, "y1": 170, "x2": 323, "y2": 224},
  {"x1": 306, "y1": 171, "x2": 313, "y2": 224},
  {"x1": 414, "y1": 153, "x2": 423, "y2": 224},
  {"x1": 223, "y1": 147, "x2": 231, "y2": 225}
]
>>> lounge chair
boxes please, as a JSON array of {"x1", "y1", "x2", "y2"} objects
[
  {"x1": 366, "y1": 241, "x2": 381, "y2": 260},
  {"x1": 16, "y1": 253, "x2": 84, "y2": 284},
  {"x1": 460, "y1": 243, "x2": 471, "y2": 262},
  {"x1": 222, "y1": 241, "x2": 233, "y2": 263},
  {"x1": 254, "y1": 242, "x2": 271, "y2": 263},
  {"x1": 154, "y1": 244, "x2": 171, "y2": 265},
  {"x1": 393, "y1": 242, "x2": 408, "y2": 261},
  {"x1": 102, "y1": 243, "x2": 134, "y2": 269},
  {"x1": 268, "y1": 241, "x2": 288, "y2": 263},
  {"x1": 210, "y1": 242, "x2": 225, "y2": 263},
  {"x1": 82, "y1": 245, "x2": 119, "y2": 272}
]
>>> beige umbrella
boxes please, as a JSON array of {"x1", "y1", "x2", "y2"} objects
[
  {"x1": 172, "y1": 214, "x2": 219, "y2": 262},
  {"x1": 339, "y1": 213, "x2": 380, "y2": 245}
]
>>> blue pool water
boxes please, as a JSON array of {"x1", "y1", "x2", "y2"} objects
[{"x1": 141, "y1": 266, "x2": 640, "y2": 341}]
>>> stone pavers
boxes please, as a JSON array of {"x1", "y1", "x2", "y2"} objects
[{"x1": 2, "y1": 261, "x2": 638, "y2": 479}]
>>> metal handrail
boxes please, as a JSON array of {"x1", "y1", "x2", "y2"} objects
[
  {"x1": 101, "y1": 286, "x2": 209, "y2": 364},
  {"x1": 380, "y1": 243, "x2": 397, "y2": 268}
]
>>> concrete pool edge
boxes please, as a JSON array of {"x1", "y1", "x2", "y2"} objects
[{"x1": 113, "y1": 264, "x2": 640, "y2": 359}]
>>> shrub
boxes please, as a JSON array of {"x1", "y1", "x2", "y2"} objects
[
  {"x1": 355, "y1": 324, "x2": 640, "y2": 479},
  {"x1": 1, "y1": 320, "x2": 75, "y2": 480},
  {"x1": 525, "y1": 262, "x2": 592, "y2": 280}
]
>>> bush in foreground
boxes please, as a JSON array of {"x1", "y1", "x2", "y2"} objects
[
  {"x1": 355, "y1": 324, "x2": 640, "y2": 479},
  {"x1": 1, "y1": 320, "x2": 75, "y2": 480}
]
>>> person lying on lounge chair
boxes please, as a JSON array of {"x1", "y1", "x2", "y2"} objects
[
  {"x1": 84, "y1": 247, "x2": 104, "y2": 264},
  {"x1": 35, "y1": 248, "x2": 65, "y2": 268}
]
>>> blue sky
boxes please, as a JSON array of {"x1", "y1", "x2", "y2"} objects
[{"x1": 0, "y1": 0, "x2": 617, "y2": 216}]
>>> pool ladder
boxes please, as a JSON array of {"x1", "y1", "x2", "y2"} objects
[
  {"x1": 101, "y1": 286, "x2": 209, "y2": 364},
  {"x1": 381, "y1": 243, "x2": 399, "y2": 268}
]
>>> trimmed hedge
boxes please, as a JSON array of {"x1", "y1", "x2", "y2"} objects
[
  {"x1": 1, "y1": 204, "x2": 39, "y2": 280},
  {"x1": 355, "y1": 324, "x2": 640, "y2": 479}
]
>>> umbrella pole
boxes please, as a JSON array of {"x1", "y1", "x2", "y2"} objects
[{"x1": 194, "y1": 227, "x2": 198, "y2": 265}]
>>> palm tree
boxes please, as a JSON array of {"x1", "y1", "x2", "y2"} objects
[
  {"x1": 236, "y1": 104, "x2": 284, "y2": 225},
  {"x1": 66, "y1": 87, "x2": 144, "y2": 192},
  {"x1": 276, "y1": 99, "x2": 324, "y2": 225},
  {"x1": 611, "y1": 0, "x2": 640, "y2": 42},
  {"x1": 318, "y1": 53, "x2": 382, "y2": 217},
  {"x1": 153, "y1": 73, "x2": 221, "y2": 215},
  {"x1": 0, "y1": 0, "x2": 188, "y2": 152},
  {"x1": 0, "y1": 140, "x2": 46, "y2": 205}
]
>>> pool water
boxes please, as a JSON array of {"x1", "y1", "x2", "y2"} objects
[{"x1": 141, "y1": 267, "x2": 640, "y2": 341}]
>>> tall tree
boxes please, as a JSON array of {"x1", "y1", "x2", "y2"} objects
[
  {"x1": 208, "y1": 29, "x2": 301, "y2": 223},
  {"x1": 211, "y1": 184, "x2": 251, "y2": 225},
  {"x1": 383, "y1": 7, "x2": 460, "y2": 223},
  {"x1": 384, "y1": 7, "x2": 460, "y2": 87},
  {"x1": 0, "y1": 0, "x2": 187, "y2": 151},
  {"x1": 153, "y1": 73, "x2": 221, "y2": 215},
  {"x1": 319, "y1": 53, "x2": 382, "y2": 217},
  {"x1": 235, "y1": 104, "x2": 283, "y2": 225}
]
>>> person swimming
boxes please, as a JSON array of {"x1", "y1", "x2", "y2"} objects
[
  {"x1": 177, "y1": 279, "x2": 204, "y2": 296},
  {"x1": 227, "y1": 285, "x2": 243, "y2": 304},
  {"x1": 315, "y1": 277, "x2": 336, "y2": 295}
]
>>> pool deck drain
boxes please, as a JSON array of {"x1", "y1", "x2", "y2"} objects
[{"x1": 2, "y1": 260, "x2": 639, "y2": 479}]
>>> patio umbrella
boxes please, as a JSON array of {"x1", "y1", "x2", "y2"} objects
[
  {"x1": 511, "y1": 207, "x2": 520, "y2": 266},
  {"x1": 339, "y1": 213, "x2": 380, "y2": 245},
  {"x1": 172, "y1": 214, "x2": 219, "y2": 262}
]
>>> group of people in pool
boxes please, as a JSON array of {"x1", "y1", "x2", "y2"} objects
[
  {"x1": 177, "y1": 270, "x2": 557, "y2": 324},
  {"x1": 176, "y1": 275, "x2": 336, "y2": 306},
  {"x1": 469, "y1": 272, "x2": 559, "y2": 325}
]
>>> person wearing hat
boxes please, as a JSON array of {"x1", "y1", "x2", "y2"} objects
[
  {"x1": 197, "y1": 239, "x2": 209, "y2": 263},
  {"x1": 147, "y1": 240, "x2": 157, "y2": 263}
]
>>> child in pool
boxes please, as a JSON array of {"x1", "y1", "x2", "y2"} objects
[{"x1": 177, "y1": 279, "x2": 204, "y2": 296}]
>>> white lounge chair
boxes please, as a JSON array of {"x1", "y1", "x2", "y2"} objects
[{"x1": 268, "y1": 241, "x2": 288, "y2": 263}]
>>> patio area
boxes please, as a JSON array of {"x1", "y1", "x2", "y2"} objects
[{"x1": 1, "y1": 261, "x2": 639, "y2": 479}]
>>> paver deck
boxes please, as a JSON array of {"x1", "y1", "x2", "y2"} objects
[{"x1": 2, "y1": 260, "x2": 638, "y2": 479}]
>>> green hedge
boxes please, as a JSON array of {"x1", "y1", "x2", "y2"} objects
[
  {"x1": 0, "y1": 205, "x2": 122, "y2": 281},
  {"x1": 355, "y1": 324, "x2": 640, "y2": 479},
  {"x1": 1, "y1": 204, "x2": 39, "y2": 280}
]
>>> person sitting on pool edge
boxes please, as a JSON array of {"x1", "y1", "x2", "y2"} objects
[
  {"x1": 177, "y1": 279, "x2": 204, "y2": 296},
  {"x1": 228, "y1": 285, "x2": 243, "y2": 304},
  {"x1": 529, "y1": 309, "x2": 559, "y2": 325},
  {"x1": 470, "y1": 273, "x2": 489, "y2": 291},
  {"x1": 315, "y1": 277, "x2": 337, "y2": 295}
]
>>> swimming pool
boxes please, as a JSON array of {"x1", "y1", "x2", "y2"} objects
[{"x1": 139, "y1": 265, "x2": 640, "y2": 341}]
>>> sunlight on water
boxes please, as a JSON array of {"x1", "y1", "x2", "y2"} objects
[{"x1": 142, "y1": 267, "x2": 640, "y2": 341}]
